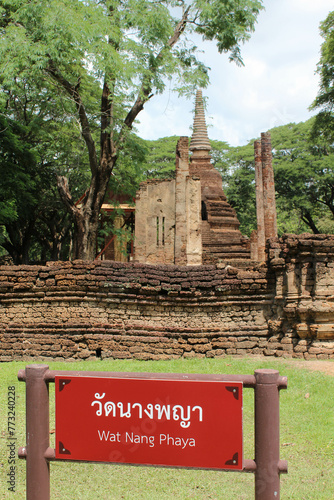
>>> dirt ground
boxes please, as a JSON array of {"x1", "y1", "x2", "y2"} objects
[
  {"x1": 248, "y1": 355, "x2": 334, "y2": 376},
  {"x1": 259, "y1": 357, "x2": 334, "y2": 377},
  {"x1": 284, "y1": 359, "x2": 334, "y2": 376}
]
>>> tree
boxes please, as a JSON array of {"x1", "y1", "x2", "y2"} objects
[
  {"x1": 0, "y1": 114, "x2": 39, "y2": 263},
  {"x1": 0, "y1": 0, "x2": 264, "y2": 259},
  {"x1": 0, "y1": 75, "x2": 90, "y2": 263},
  {"x1": 210, "y1": 120, "x2": 334, "y2": 237},
  {"x1": 271, "y1": 119, "x2": 334, "y2": 235},
  {"x1": 224, "y1": 142, "x2": 257, "y2": 236},
  {"x1": 310, "y1": 11, "x2": 334, "y2": 143},
  {"x1": 212, "y1": 140, "x2": 256, "y2": 236},
  {"x1": 140, "y1": 136, "x2": 179, "y2": 179},
  {"x1": 107, "y1": 134, "x2": 149, "y2": 199}
]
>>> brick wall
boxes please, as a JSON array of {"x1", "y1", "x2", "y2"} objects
[
  {"x1": 268, "y1": 233, "x2": 334, "y2": 359},
  {"x1": 1, "y1": 234, "x2": 334, "y2": 361}
]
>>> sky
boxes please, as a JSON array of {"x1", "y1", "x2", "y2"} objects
[{"x1": 136, "y1": 0, "x2": 333, "y2": 147}]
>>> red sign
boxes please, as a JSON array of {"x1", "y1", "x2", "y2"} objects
[{"x1": 55, "y1": 376, "x2": 243, "y2": 470}]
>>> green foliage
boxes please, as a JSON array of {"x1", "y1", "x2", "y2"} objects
[
  {"x1": 210, "y1": 139, "x2": 232, "y2": 176},
  {"x1": 0, "y1": 115, "x2": 34, "y2": 224},
  {"x1": 136, "y1": 136, "x2": 234, "y2": 182},
  {"x1": 210, "y1": 139, "x2": 256, "y2": 236},
  {"x1": 107, "y1": 134, "x2": 149, "y2": 200},
  {"x1": 194, "y1": 0, "x2": 263, "y2": 64},
  {"x1": 0, "y1": 0, "x2": 263, "y2": 129},
  {"x1": 0, "y1": 76, "x2": 89, "y2": 262},
  {"x1": 140, "y1": 136, "x2": 179, "y2": 179},
  {"x1": 222, "y1": 142, "x2": 256, "y2": 236},
  {"x1": 0, "y1": 0, "x2": 264, "y2": 259},
  {"x1": 271, "y1": 119, "x2": 334, "y2": 235},
  {"x1": 310, "y1": 11, "x2": 334, "y2": 143},
  {"x1": 209, "y1": 119, "x2": 334, "y2": 237},
  {"x1": 0, "y1": 111, "x2": 44, "y2": 262}
]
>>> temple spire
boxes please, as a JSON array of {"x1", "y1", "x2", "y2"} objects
[{"x1": 189, "y1": 90, "x2": 211, "y2": 156}]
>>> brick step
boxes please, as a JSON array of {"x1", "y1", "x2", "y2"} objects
[
  {"x1": 203, "y1": 193, "x2": 228, "y2": 201},
  {"x1": 208, "y1": 216, "x2": 240, "y2": 225},
  {"x1": 208, "y1": 213, "x2": 238, "y2": 221},
  {"x1": 204, "y1": 247, "x2": 250, "y2": 254},
  {"x1": 207, "y1": 201, "x2": 231, "y2": 208},
  {"x1": 202, "y1": 234, "x2": 248, "y2": 244},
  {"x1": 209, "y1": 224, "x2": 241, "y2": 232},
  {"x1": 204, "y1": 252, "x2": 251, "y2": 259}
]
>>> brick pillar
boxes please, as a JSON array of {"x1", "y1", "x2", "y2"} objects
[
  {"x1": 261, "y1": 132, "x2": 277, "y2": 240},
  {"x1": 134, "y1": 183, "x2": 148, "y2": 263},
  {"x1": 250, "y1": 229, "x2": 258, "y2": 261},
  {"x1": 254, "y1": 140, "x2": 266, "y2": 261},
  {"x1": 175, "y1": 137, "x2": 190, "y2": 265},
  {"x1": 185, "y1": 176, "x2": 202, "y2": 265}
]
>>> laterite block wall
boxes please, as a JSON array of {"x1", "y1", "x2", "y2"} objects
[{"x1": 1, "y1": 234, "x2": 334, "y2": 361}]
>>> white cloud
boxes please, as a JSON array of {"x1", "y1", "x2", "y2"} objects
[
  {"x1": 291, "y1": 0, "x2": 333, "y2": 14},
  {"x1": 136, "y1": 1, "x2": 332, "y2": 146}
]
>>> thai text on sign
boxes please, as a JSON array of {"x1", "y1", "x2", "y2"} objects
[{"x1": 55, "y1": 376, "x2": 243, "y2": 470}]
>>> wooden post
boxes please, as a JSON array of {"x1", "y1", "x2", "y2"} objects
[
  {"x1": 24, "y1": 365, "x2": 50, "y2": 500},
  {"x1": 254, "y1": 369, "x2": 283, "y2": 499}
]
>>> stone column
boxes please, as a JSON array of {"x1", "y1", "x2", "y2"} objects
[
  {"x1": 261, "y1": 132, "x2": 277, "y2": 239},
  {"x1": 175, "y1": 137, "x2": 190, "y2": 265},
  {"x1": 254, "y1": 140, "x2": 266, "y2": 261},
  {"x1": 134, "y1": 183, "x2": 148, "y2": 263},
  {"x1": 250, "y1": 230, "x2": 258, "y2": 261},
  {"x1": 186, "y1": 176, "x2": 202, "y2": 265},
  {"x1": 113, "y1": 215, "x2": 127, "y2": 262}
]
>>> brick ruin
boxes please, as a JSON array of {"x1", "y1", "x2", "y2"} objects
[
  {"x1": 107, "y1": 90, "x2": 277, "y2": 266},
  {"x1": 188, "y1": 91, "x2": 251, "y2": 263},
  {"x1": 134, "y1": 90, "x2": 253, "y2": 265},
  {"x1": 0, "y1": 234, "x2": 333, "y2": 361},
  {"x1": 252, "y1": 133, "x2": 278, "y2": 262},
  {"x1": 1, "y1": 92, "x2": 333, "y2": 362},
  {"x1": 134, "y1": 137, "x2": 202, "y2": 266}
]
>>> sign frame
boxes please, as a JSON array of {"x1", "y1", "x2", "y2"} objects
[
  {"x1": 55, "y1": 375, "x2": 243, "y2": 470},
  {"x1": 18, "y1": 365, "x2": 288, "y2": 500}
]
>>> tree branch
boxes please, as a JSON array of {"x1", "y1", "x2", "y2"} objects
[
  {"x1": 167, "y1": 6, "x2": 191, "y2": 49},
  {"x1": 57, "y1": 175, "x2": 79, "y2": 217},
  {"x1": 301, "y1": 210, "x2": 320, "y2": 234},
  {"x1": 119, "y1": 5, "x2": 191, "y2": 141},
  {"x1": 100, "y1": 80, "x2": 113, "y2": 165},
  {"x1": 46, "y1": 60, "x2": 98, "y2": 176}
]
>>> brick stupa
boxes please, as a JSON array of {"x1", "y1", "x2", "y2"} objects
[{"x1": 189, "y1": 90, "x2": 250, "y2": 262}]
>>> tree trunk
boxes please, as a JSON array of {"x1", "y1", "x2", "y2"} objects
[
  {"x1": 45, "y1": 7, "x2": 199, "y2": 261},
  {"x1": 48, "y1": 218, "x2": 71, "y2": 261},
  {"x1": 5, "y1": 220, "x2": 35, "y2": 264},
  {"x1": 73, "y1": 210, "x2": 100, "y2": 260},
  {"x1": 51, "y1": 238, "x2": 62, "y2": 261},
  {"x1": 302, "y1": 210, "x2": 320, "y2": 234}
]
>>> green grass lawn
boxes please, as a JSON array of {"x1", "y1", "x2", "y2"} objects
[{"x1": 1, "y1": 357, "x2": 333, "y2": 499}]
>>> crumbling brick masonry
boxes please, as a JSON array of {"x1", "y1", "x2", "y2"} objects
[{"x1": 1, "y1": 234, "x2": 333, "y2": 361}]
